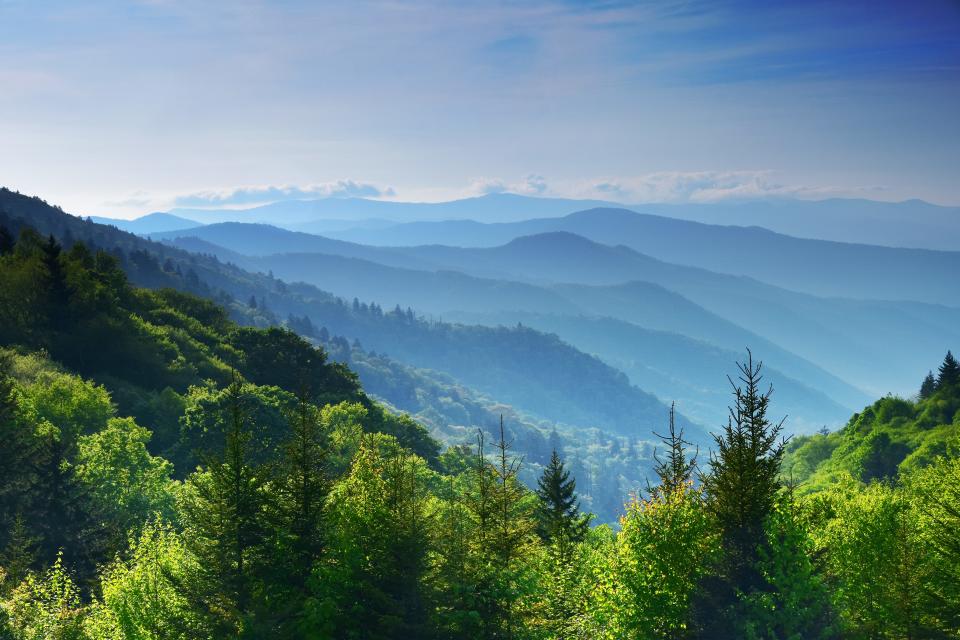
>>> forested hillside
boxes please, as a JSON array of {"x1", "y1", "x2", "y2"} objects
[
  {"x1": 160, "y1": 229, "x2": 868, "y2": 428},
  {"x1": 156, "y1": 217, "x2": 960, "y2": 400},
  {"x1": 0, "y1": 188, "x2": 685, "y2": 524},
  {"x1": 1, "y1": 226, "x2": 958, "y2": 637},
  {"x1": 784, "y1": 352, "x2": 960, "y2": 491}
]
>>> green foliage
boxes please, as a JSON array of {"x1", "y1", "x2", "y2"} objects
[
  {"x1": 907, "y1": 453, "x2": 960, "y2": 632},
  {"x1": 176, "y1": 378, "x2": 272, "y2": 634},
  {"x1": 813, "y1": 483, "x2": 938, "y2": 638},
  {"x1": 784, "y1": 370, "x2": 960, "y2": 490},
  {"x1": 76, "y1": 417, "x2": 176, "y2": 532},
  {"x1": 84, "y1": 520, "x2": 211, "y2": 640},
  {"x1": 588, "y1": 485, "x2": 718, "y2": 639},
  {"x1": 1, "y1": 553, "x2": 85, "y2": 640},
  {"x1": 740, "y1": 492, "x2": 836, "y2": 640},
  {"x1": 536, "y1": 450, "x2": 590, "y2": 564},
  {"x1": 306, "y1": 434, "x2": 433, "y2": 639},
  {"x1": 696, "y1": 352, "x2": 786, "y2": 635}
]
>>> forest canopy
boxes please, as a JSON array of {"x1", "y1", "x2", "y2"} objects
[{"x1": 1, "y1": 222, "x2": 959, "y2": 638}]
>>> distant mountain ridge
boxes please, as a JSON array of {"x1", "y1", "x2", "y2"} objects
[
  {"x1": 162, "y1": 220, "x2": 959, "y2": 400},
  {"x1": 153, "y1": 192, "x2": 960, "y2": 250},
  {"x1": 162, "y1": 232, "x2": 867, "y2": 428},
  {"x1": 326, "y1": 207, "x2": 960, "y2": 305},
  {"x1": 90, "y1": 212, "x2": 201, "y2": 234}
]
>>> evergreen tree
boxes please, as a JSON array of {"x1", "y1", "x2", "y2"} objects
[
  {"x1": 273, "y1": 386, "x2": 329, "y2": 596},
  {"x1": 651, "y1": 402, "x2": 698, "y2": 497},
  {"x1": 32, "y1": 425, "x2": 103, "y2": 583},
  {"x1": 0, "y1": 514, "x2": 38, "y2": 592},
  {"x1": 694, "y1": 350, "x2": 787, "y2": 636},
  {"x1": 0, "y1": 225, "x2": 13, "y2": 255},
  {"x1": 40, "y1": 234, "x2": 70, "y2": 331},
  {"x1": 490, "y1": 417, "x2": 537, "y2": 639},
  {"x1": 938, "y1": 350, "x2": 959, "y2": 388},
  {"x1": 178, "y1": 376, "x2": 270, "y2": 633},
  {"x1": 308, "y1": 435, "x2": 431, "y2": 639},
  {"x1": 536, "y1": 449, "x2": 591, "y2": 640},
  {"x1": 919, "y1": 371, "x2": 937, "y2": 399},
  {"x1": 536, "y1": 450, "x2": 589, "y2": 556}
]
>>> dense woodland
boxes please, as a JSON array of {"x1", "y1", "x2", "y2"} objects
[
  {"x1": 1, "y1": 206, "x2": 959, "y2": 637},
  {"x1": 0, "y1": 187, "x2": 679, "y2": 526}
]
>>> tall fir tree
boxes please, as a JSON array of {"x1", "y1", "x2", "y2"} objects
[
  {"x1": 938, "y1": 350, "x2": 959, "y2": 388},
  {"x1": 536, "y1": 450, "x2": 589, "y2": 556},
  {"x1": 178, "y1": 376, "x2": 270, "y2": 634},
  {"x1": 0, "y1": 225, "x2": 14, "y2": 255},
  {"x1": 694, "y1": 350, "x2": 787, "y2": 637},
  {"x1": 40, "y1": 234, "x2": 70, "y2": 331},
  {"x1": 650, "y1": 402, "x2": 698, "y2": 497},
  {"x1": 536, "y1": 448, "x2": 591, "y2": 640},
  {"x1": 919, "y1": 371, "x2": 937, "y2": 399},
  {"x1": 0, "y1": 514, "x2": 38, "y2": 591}
]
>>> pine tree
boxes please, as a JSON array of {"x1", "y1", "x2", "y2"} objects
[
  {"x1": 536, "y1": 450, "x2": 589, "y2": 556},
  {"x1": 179, "y1": 376, "x2": 269, "y2": 632},
  {"x1": 650, "y1": 402, "x2": 698, "y2": 497},
  {"x1": 0, "y1": 225, "x2": 14, "y2": 255},
  {"x1": 0, "y1": 514, "x2": 38, "y2": 591},
  {"x1": 694, "y1": 350, "x2": 787, "y2": 636},
  {"x1": 536, "y1": 448, "x2": 591, "y2": 640},
  {"x1": 919, "y1": 371, "x2": 937, "y2": 399},
  {"x1": 32, "y1": 427, "x2": 103, "y2": 582},
  {"x1": 274, "y1": 386, "x2": 328, "y2": 592},
  {"x1": 40, "y1": 234, "x2": 70, "y2": 330},
  {"x1": 490, "y1": 416, "x2": 536, "y2": 639},
  {"x1": 937, "y1": 350, "x2": 959, "y2": 388}
]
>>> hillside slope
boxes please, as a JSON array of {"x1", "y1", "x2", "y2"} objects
[
  {"x1": 783, "y1": 355, "x2": 960, "y2": 492},
  {"x1": 0, "y1": 188, "x2": 703, "y2": 441}
]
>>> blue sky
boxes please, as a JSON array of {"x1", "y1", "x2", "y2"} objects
[{"x1": 1, "y1": 0, "x2": 958, "y2": 217}]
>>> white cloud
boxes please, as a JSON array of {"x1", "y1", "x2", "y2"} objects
[
  {"x1": 468, "y1": 174, "x2": 549, "y2": 197},
  {"x1": 173, "y1": 181, "x2": 395, "y2": 207},
  {"x1": 571, "y1": 171, "x2": 887, "y2": 203}
]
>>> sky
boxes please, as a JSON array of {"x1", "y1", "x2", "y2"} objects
[{"x1": 1, "y1": 0, "x2": 959, "y2": 218}]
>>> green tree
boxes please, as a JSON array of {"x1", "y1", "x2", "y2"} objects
[
  {"x1": 262, "y1": 386, "x2": 331, "y2": 632},
  {"x1": 2, "y1": 552, "x2": 85, "y2": 640},
  {"x1": 536, "y1": 450, "x2": 590, "y2": 556},
  {"x1": 919, "y1": 371, "x2": 937, "y2": 399},
  {"x1": 590, "y1": 484, "x2": 717, "y2": 640},
  {"x1": 306, "y1": 434, "x2": 432, "y2": 639},
  {"x1": 0, "y1": 515, "x2": 38, "y2": 594},
  {"x1": 0, "y1": 354, "x2": 40, "y2": 546},
  {"x1": 816, "y1": 483, "x2": 935, "y2": 638},
  {"x1": 177, "y1": 377, "x2": 270, "y2": 634},
  {"x1": 740, "y1": 490, "x2": 836, "y2": 639},
  {"x1": 937, "y1": 350, "x2": 959, "y2": 388},
  {"x1": 651, "y1": 402, "x2": 698, "y2": 497},
  {"x1": 83, "y1": 520, "x2": 211, "y2": 640},
  {"x1": 694, "y1": 351, "x2": 786, "y2": 636},
  {"x1": 76, "y1": 417, "x2": 176, "y2": 537},
  {"x1": 535, "y1": 449, "x2": 590, "y2": 639},
  {"x1": 908, "y1": 453, "x2": 960, "y2": 633}
]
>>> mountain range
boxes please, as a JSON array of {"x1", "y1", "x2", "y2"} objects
[{"x1": 140, "y1": 192, "x2": 960, "y2": 250}]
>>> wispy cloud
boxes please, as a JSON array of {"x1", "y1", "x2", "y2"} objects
[
  {"x1": 172, "y1": 181, "x2": 395, "y2": 207},
  {"x1": 469, "y1": 174, "x2": 548, "y2": 196},
  {"x1": 466, "y1": 171, "x2": 888, "y2": 203}
]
